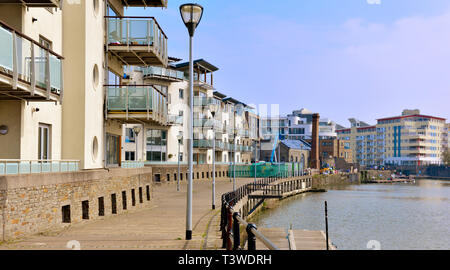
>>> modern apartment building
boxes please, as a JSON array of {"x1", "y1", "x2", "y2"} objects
[
  {"x1": 337, "y1": 110, "x2": 448, "y2": 167},
  {"x1": 377, "y1": 110, "x2": 447, "y2": 166},
  {"x1": 117, "y1": 58, "x2": 259, "y2": 166}
]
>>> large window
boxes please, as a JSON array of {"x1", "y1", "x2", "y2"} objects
[
  {"x1": 106, "y1": 133, "x2": 120, "y2": 166},
  {"x1": 146, "y1": 129, "x2": 167, "y2": 161}
]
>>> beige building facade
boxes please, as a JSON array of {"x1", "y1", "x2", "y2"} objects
[{"x1": 337, "y1": 110, "x2": 447, "y2": 167}]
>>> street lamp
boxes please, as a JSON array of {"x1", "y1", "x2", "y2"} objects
[
  {"x1": 132, "y1": 126, "x2": 141, "y2": 161},
  {"x1": 177, "y1": 132, "x2": 183, "y2": 192},
  {"x1": 209, "y1": 103, "x2": 219, "y2": 210},
  {"x1": 180, "y1": 3, "x2": 203, "y2": 241}
]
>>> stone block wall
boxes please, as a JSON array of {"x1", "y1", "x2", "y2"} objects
[
  {"x1": 0, "y1": 167, "x2": 153, "y2": 241},
  {"x1": 150, "y1": 164, "x2": 231, "y2": 183},
  {"x1": 311, "y1": 173, "x2": 358, "y2": 189}
]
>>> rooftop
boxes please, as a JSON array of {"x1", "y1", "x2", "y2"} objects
[
  {"x1": 175, "y1": 59, "x2": 219, "y2": 73},
  {"x1": 280, "y1": 139, "x2": 311, "y2": 150}
]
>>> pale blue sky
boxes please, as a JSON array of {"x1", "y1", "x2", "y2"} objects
[{"x1": 127, "y1": 0, "x2": 450, "y2": 126}]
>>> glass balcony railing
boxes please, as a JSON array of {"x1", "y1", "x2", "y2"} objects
[
  {"x1": 0, "y1": 159, "x2": 79, "y2": 175},
  {"x1": 193, "y1": 118, "x2": 223, "y2": 129},
  {"x1": 106, "y1": 85, "x2": 167, "y2": 116},
  {"x1": 193, "y1": 139, "x2": 213, "y2": 148},
  {"x1": 106, "y1": 16, "x2": 167, "y2": 65},
  {"x1": 142, "y1": 66, "x2": 184, "y2": 81},
  {"x1": 193, "y1": 96, "x2": 216, "y2": 106},
  {"x1": 0, "y1": 21, "x2": 63, "y2": 99},
  {"x1": 168, "y1": 114, "x2": 183, "y2": 125}
]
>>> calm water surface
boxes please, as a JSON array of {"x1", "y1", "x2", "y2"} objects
[{"x1": 251, "y1": 179, "x2": 450, "y2": 250}]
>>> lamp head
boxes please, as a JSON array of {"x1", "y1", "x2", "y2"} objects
[
  {"x1": 133, "y1": 126, "x2": 141, "y2": 134},
  {"x1": 180, "y1": 3, "x2": 204, "y2": 37},
  {"x1": 209, "y1": 103, "x2": 219, "y2": 117}
]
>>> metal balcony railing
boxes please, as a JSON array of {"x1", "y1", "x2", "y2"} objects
[
  {"x1": 0, "y1": 20, "x2": 63, "y2": 101},
  {"x1": 0, "y1": 159, "x2": 79, "y2": 175},
  {"x1": 106, "y1": 16, "x2": 168, "y2": 65}
]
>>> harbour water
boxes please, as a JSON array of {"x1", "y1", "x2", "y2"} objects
[{"x1": 251, "y1": 179, "x2": 450, "y2": 250}]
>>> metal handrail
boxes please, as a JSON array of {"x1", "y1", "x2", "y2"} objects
[
  {"x1": 227, "y1": 203, "x2": 279, "y2": 250},
  {"x1": 104, "y1": 16, "x2": 168, "y2": 39}
]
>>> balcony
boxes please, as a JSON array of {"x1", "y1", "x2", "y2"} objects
[
  {"x1": 193, "y1": 139, "x2": 213, "y2": 149},
  {"x1": 106, "y1": 16, "x2": 168, "y2": 67},
  {"x1": 176, "y1": 59, "x2": 218, "y2": 90},
  {"x1": 193, "y1": 96, "x2": 218, "y2": 107},
  {"x1": 0, "y1": 21, "x2": 63, "y2": 102},
  {"x1": 168, "y1": 114, "x2": 183, "y2": 125},
  {"x1": 2, "y1": 0, "x2": 60, "y2": 7},
  {"x1": 193, "y1": 118, "x2": 223, "y2": 130},
  {"x1": 121, "y1": 0, "x2": 167, "y2": 7},
  {"x1": 142, "y1": 66, "x2": 184, "y2": 82},
  {"x1": 106, "y1": 85, "x2": 168, "y2": 125}
]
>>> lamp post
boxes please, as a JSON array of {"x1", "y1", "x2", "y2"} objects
[
  {"x1": 177, "y1": 132, "x2": 183, "y2": 192},
  {"x1": 133, "y1": 126, "x2": 142, "y2": 162},
  {"x1": 233, "y1": 128, "x2": 237, "y2": 191},
  {"x1": 209, "y1": 103, "x2": 218, "y2": 209},
  {"x1": 180, "y1": 3, "x2": 203, "y2": 241}
]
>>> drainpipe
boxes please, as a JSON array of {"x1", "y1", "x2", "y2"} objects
[{"x1": 103, "y1": 1, "x2": 108, "y2": 171}]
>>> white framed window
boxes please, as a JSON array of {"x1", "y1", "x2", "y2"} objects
[{"x1": 38, "y1": 123, "x2": 51, "y2": 160}]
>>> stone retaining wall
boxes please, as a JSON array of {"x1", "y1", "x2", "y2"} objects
[
  {"x1": 0, "y1": 167, "x2": 153, "y2": 241},
  {"x1": 311, "y1": 173, "x2": 359, "y2": 189}
]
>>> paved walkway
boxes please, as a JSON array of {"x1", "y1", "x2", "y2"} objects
[{"x1": 0, "y1": 178, "x2": 254, "y2": 250}]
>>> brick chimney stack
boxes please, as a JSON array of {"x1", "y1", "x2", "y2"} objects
[{"x1": 310, "y1": 113, "x2": 320, "y2": 169}]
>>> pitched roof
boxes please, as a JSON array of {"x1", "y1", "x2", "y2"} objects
[{"x1": 280, "y1": 139, "x2": 311, "y2": 150}]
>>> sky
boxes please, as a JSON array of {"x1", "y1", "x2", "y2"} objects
[{"x1": 127, "y1": 0, "x2": 450, "y2": 127}]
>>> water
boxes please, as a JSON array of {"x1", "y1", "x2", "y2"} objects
[{"x1": 251, "y1": 179, "x2": 450, "y2": 250}]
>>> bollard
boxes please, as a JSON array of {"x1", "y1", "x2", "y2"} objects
[
  {"x1": 246, "y1": 223, "x2": 257, "y2": 250},
  {"x1": 233, "y1": 212, "x2": 241, "y2": 250}
]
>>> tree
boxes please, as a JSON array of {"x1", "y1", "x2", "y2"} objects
[{"x1": 442, "y1": 147, "x2": 450, "y2": 166}]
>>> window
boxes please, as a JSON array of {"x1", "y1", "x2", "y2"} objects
[
  {"x1": 125, "y1": 151, "x2": 135, "y2": 161},
  {"x1": 106, "y1": 133, "x2": 120, "y2": 166},
  {"x1": 38, "y1": 124, "x2": 51, "y2": 160},
  {"x1": 146, "y1": 129, "x2": 167, "y2": 161},
  {"x1": 179, "y1": 89, "x2": 184, "y2": 99},
  {"x1": 39, "y1": 35, "x2": 52, "y2": 50},
  {"x1": 125, "y1": 128, "x2": 136, "y2": 143}
]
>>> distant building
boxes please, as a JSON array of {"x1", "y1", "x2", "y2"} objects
[
  {"x1": 337, "y1": 109, "x2": 447, "y2": 167},
  {"x1": 259, "y1": 139, "x2": 310, "y2": 171}
]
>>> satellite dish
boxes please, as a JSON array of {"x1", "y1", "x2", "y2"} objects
[{"x1": 0, "y1": 125, "x2": 8, "y2": 135}]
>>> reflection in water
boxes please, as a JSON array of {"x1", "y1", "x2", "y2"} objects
[{"x1": 251, "y1": 179, "x2": 450, "y2": 250}]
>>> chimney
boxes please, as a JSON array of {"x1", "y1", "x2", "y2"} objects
[{"x1": 310, "y1": 113, "x2": 320, "y2": 169}]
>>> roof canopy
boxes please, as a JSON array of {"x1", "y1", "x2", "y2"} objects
[{"x1": 175, "y1": 59, "x2": 219, "y2": 73}]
